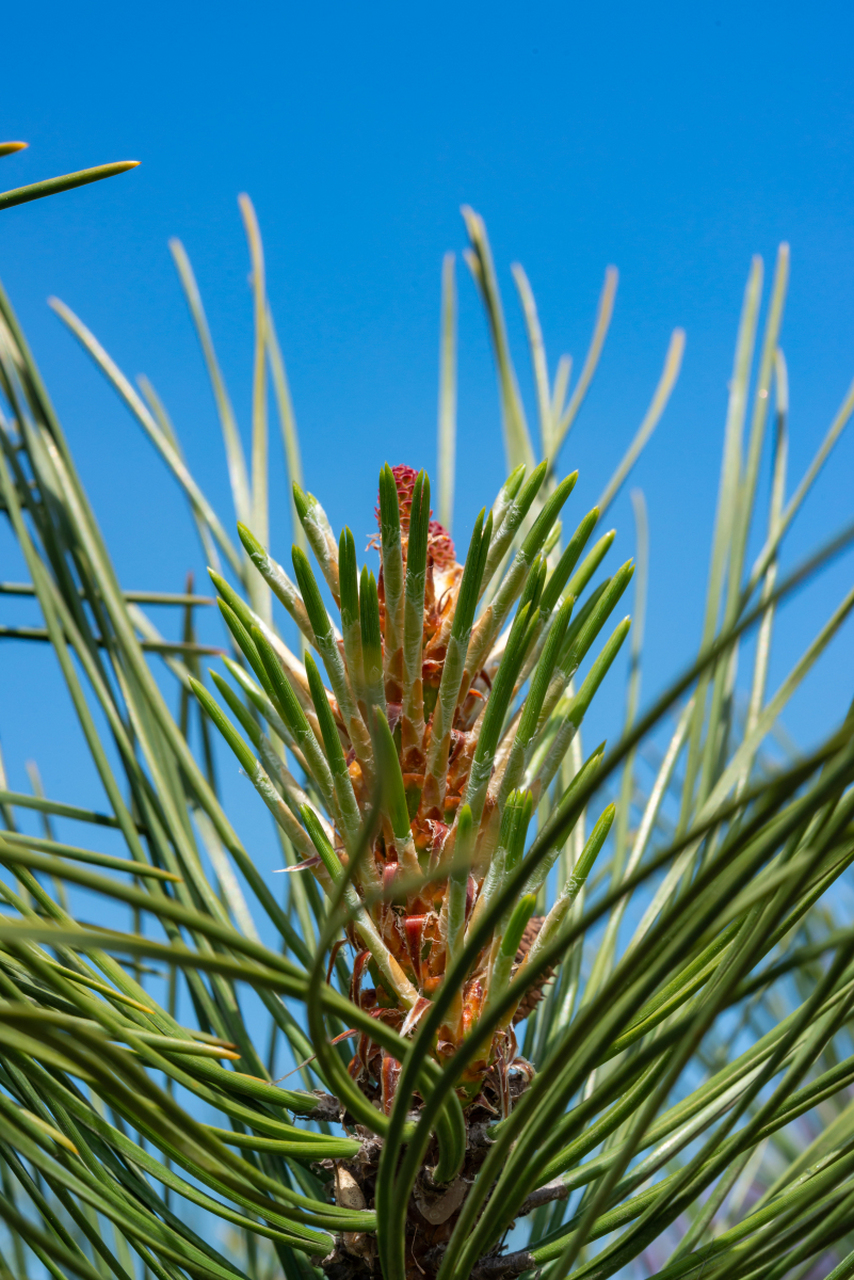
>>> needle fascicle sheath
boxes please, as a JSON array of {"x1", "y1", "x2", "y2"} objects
[
  {"x1": 300, "y1": 805, "x2": 417, "y2": 1009},
  {"x1": 465, "y1": 470, "x2": 577, "y2": 689},
  {"x1": 360, "y1": 567, "x2": 386, "y2": 717},
  {"x1": 249, "y1": 624, "x2": 336, "y2": 812},
  {"x1": 379, "y1": 463, "x2": 405, "y2": 699},
  {"x1": 304, "y1": 651, "x2": 370, "y2": 878},
  {"x1": 339, "y1": 527, "x2": 364, "y2": 700},
  {"x1": 292, "y1": 546, "x2": 373, "y2": 772},
  {"x1": 401, "y1": 472, "x2": 431, "y2": 757},
  {"x1": 237, "y1": 524, "x2": 315, "y2": 644},
  {"x1": 492, "y1": 596, "x2": 574, "y2": 809},
  {"x1": 373, "y1": 710, "x2": 421, "y2": 877},
  {"x1": 293, "y1": 483, "x2": 341, "y2": 604},
  {"x1": 189, "y1": 678, "x2": 319, "y2": 864},
  {"x1": 423, "y1": 508, "x2": 493, "y2": 810},
  {"x1": 479, "y1": 461, "x2": 548, "y2": 595}
]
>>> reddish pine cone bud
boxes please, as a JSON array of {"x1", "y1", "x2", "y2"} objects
[{"x1": 375, "y1": 464, "x2": 456, "y2": 567}]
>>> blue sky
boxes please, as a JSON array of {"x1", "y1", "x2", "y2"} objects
[{"x1": 2, "y1": 0, "x2": 854, "y2": 808}]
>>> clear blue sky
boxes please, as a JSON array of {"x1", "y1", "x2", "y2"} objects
[{"x1": 2, "y1": 0, "x2": 854, "y2": 804}]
